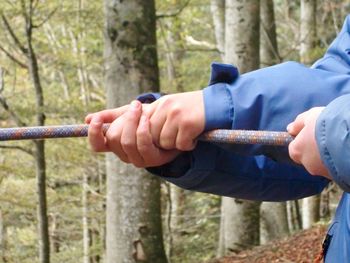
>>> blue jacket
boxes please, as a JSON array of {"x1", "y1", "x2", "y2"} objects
[{"x1": 140, "y1": 15, "x2": 350, "y2": 263}]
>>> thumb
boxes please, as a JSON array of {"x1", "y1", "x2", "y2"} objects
[{"x1": 287, "y1": 112, "x2": 307, "y2": 136}]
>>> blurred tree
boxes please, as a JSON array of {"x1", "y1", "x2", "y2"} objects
[
  {"x1": 1, "y1": 1, "x2": 50, "y2": 261},
  {"x1": 210, "y1": 0, "x2": 225, "y2": 60},
  {"x1": 300, "y1": 0, "x2": 320, "y2": 230},
  {"x1": 260, "y1": 0, "x2": 281, "y2": 66},
  {"x1": 217, "y1": 0, "x2": 261, "y2": 256},
  {"x1": 103, "y1": 0, "x2": 167, "y2": 262},
  {"x1": 259, "y1": 0, "x2": 289, "y2": 244}
]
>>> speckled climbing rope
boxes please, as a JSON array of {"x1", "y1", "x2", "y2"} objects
[{"x1": 0, "y1": 124, "x2": 293, "y2": 146}]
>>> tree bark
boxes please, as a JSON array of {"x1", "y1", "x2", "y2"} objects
[
  {"x1": 26, "y1": 16, "x2": 50, "y2": 263},
  {"x1": 104, "y1": 1, "x2": 167, "y2": 262},
  {"x1": 300, "y1": 0, "x2": 317, "y2": 65},
  {"x1": 259, "y1": 0, "x2": 289, "y2": 244},
  {"x1": 218, "y1": 0, "x2": 261, "y2": 255},
  {"x1": 300, "y1": 0, "x2": 320, "y2": 229},
  {"x1": 210, "y1": 0, "x2": 225, "y2": 60},
  {"x1": 0, "y1": 209, "x2": 7, "y2": 263},
  {"x1": 260, "y1": 202, "x2": 289, "y2": 244},
  {"x1": 162, "y1": 17, "x2": 185, "y2": 93},
  {"x1": 260, "y1": 0, "x2": 280, "y2": 66},
  {"x1": 83, "y1": 173, "x2": 90, "y2": 263}
]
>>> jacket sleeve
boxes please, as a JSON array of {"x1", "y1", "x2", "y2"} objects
[
  {"x1": 147, "y1": 142, "x2": 329, "y2": 201},
  {"x1": 143, "y1": 16, "x2": 350, "y2": 201},
  {"x1": 316, "y1": 94, "x2": 350, "y2": 193}
]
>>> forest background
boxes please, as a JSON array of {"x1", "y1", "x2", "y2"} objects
[{"x1": 0, "y1": 0, "x2": 347, "y2": 263}]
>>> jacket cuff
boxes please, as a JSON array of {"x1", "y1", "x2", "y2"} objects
[
  {"x1": 316, "y1": 94, "x2": 350, "y2": 192},
  {"x1": 203, "y1": 62, "x2": 239, "y2": 131},
  {"x1": 203, "y1": 83, "x2": 234, "y2": 131},
  {"x1": 137, "y1": 92, "x2": 164, "y2": 103}
]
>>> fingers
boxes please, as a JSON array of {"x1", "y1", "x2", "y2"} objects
[
  {"x1": 150, "y1": 109, "x2": 167, "y2": 147},
  {"x1": 119, "y1": 101, "x2": 144, "y2": 166},
  {"x1": 137, "y1": 115, "x2": 180, "y2": 167},
  {"x1": 85, "y1": 105, "x2": 129, "y2": 124},
  {"x1": 288, "y1": 133, "x2": 303, "y2": 165},
  {"x1": 287, "y1": 111, "x2": 307, "y2": 136},
  {"x1": 159, "y1": 118, "x2": 178, "y2": 150},
  {"x1": 88, "y1": 116, "x2": 109, "y2": 152}
]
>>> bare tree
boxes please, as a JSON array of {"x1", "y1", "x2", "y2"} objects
[{"x1": 1, "y1": 1, "x2": 51, "y2": 262}]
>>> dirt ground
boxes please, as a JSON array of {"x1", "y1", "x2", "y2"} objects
[{"x1": 209, "y1": 225, "x2": 328, "y2": 263}]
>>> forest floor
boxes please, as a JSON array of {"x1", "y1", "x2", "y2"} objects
[{"x1": 208, "y1": 224, "x2": 328, "y2": 263}]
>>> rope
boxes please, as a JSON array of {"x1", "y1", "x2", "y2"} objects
[{"x1": 0, "y1": 124, "x2": 293, "y2": 146}]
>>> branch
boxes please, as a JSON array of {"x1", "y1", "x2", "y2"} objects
[
  {"x1": 48, "y1": 180, "x2": 80, "y2": 189},
  {"x1": 0, "y1": 44, "x2": 28, "y2": 69},
  {"x1": 185, "y1": 35, "x2": 217, "y2": 52},
  {"x1": 0, "y1": 144, "x2": 33, "y2": 155},
  {"x1": 0, "y1": 96, "x2": 27, "y2": 127},
  {"x1": 1, "y1": 14, "x2": 28, "y2": 55},
  {"x1": 33, "y1": 8, "x2": 58, "y2": 29},
  {"x1": 156, "y1": 0, "x2": 190, "y2": 19}
]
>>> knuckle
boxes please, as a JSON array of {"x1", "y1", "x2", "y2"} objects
[
  {"x1": 160, "y1": 139, "x2": 174, "y2": 150},
  {"x1": 121, "y1": 139, "x2": 135, "y2": 150},
  {"x1": 176, "y1": 139, "x2": 192, "y2": 151},
  {"x1": 107, "y1": 133, "x2": 120, "y2": 145},
  {"x1": 180, "y1": 118, "x2": 192, "y2": 130},
  {"x1": 288, "y1": 144, "x2": 301, "y2": 163},
  {"x1": 168, "y1": 104, "x2": 182, "y2": 118}
]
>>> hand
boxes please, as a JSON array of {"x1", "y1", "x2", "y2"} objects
[
  {"x1": 144, "y1": 91, "x2": 205, "y2": 151},
  {"x1": 287, "y1": 107, "x2": 330, "y2": 179},
  {"x1": 86, "y1": 101, "x2": 180, "y2": 168}
]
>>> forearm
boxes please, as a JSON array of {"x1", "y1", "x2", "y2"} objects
[
  {"x1": 316, "y1": 94, "x2": 350, "y2": 192},
  {"x1": 204, "y1": 61, "x2": 350, "y2": 163}
]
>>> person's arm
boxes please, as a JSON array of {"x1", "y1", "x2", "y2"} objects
[
  {"x1": 315, "y1": 94, "x2": 350, "y2": 192},
  {"x1": 87, "y1": 16, "x2": 350, "y2": 201}
]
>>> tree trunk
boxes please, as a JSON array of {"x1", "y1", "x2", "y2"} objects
[
  {"x1": 27, "y1": 25, "x2": 50, "y2": 263},
  {"x1": 260, "y1": 0, "x2": 280, "y2": 66},
  {"x1": 218, "y1": 0, "x2": 260, "y2": 255},
  {"x1": 260, "y1": 202, "x2": 289, "y2": 244},
  {"x1": 302, "y1": 195, "x2": 320, "y2": 229},
  {"x1": 104, "y1": 1, "x2": 167, "y2": 262},
  {"x1": 300, "y1": 0, "x2": 317, "y2": 65},
  {"x1": 50, "y1": 213, "x2": 60, "y2": 253},
  {"x1": 0, "y1": 209, "x2": 7, "y2": 263},
  {"x1": 83, "y1": 173, "x2": 90, "y2": 263},
  {"x1": 300, "y1": 0, "x2": 320, "y2": 229},
  {"x1": 259, "y1": 0, "x2": 289, "y2": 244},
  {"x1": 210, "y1": 0, "x2": 225, "y2": 60},
  {"x1": 163, "y1": 17, "x2": 185, "y2": 93}
]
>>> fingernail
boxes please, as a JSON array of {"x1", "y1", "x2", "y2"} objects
[
  {"x1": 131, "y1": 100, "x2": 140, "y2": 109},
  {"x1": 286, "y1": 123, "x2": 292, "y2": 132},
  {"x1": 91, "y1": 117, "x2": 102, "y2": 126}
]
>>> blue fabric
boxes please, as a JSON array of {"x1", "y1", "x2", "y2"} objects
[
  {"x1": 144, "y1": 15, "x2": 350, "y2": 263},
  {"x1": 315, "y1": 94, "x2": 350, "y2": 262},
  {"x1": 316, "y1": 94, "x2": 350, "y2": 193},
  {"x1": 137, "y1": 93, "x2": 163, "y2": 103},
  {"x1": 323, "y1": 193, "x2": 350, "y2": 262}
]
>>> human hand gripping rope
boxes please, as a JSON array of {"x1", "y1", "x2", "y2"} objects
[{"x1": 0, "y1": 124, "x2": 294, "y2": 146}]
